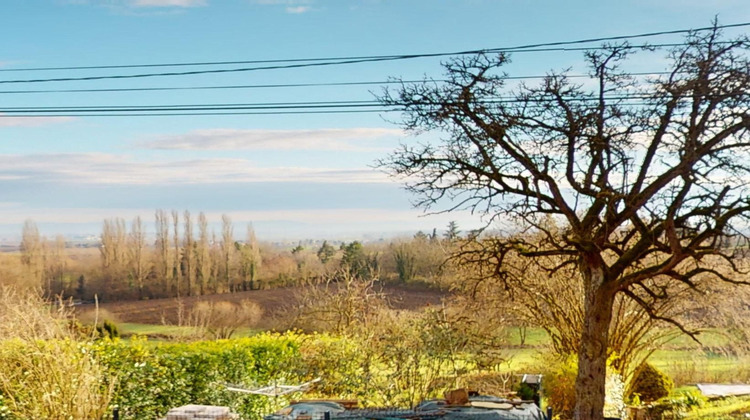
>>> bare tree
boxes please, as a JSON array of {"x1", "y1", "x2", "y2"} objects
[
  {"x1": 128, "y1": 216, "x2": 149, "y2": 300},
  {"x1": 183, "y1": 210, "x2": 195, "y2": 297},
  {"x1": 20, "y1": 220, "x2": 44, "y2": 291},
  {"x1": 100, "y1": 218, "x2": 127, "y2": 294},
  {"x1": 210, "y1": 230, "x2": 222, "y2": 293},
  {"x1": 220, "y1": 214, "x2": 234, "y2": 293},
  {"x1": 100, "y1": 219, "x2": 122, "y2": 270},
  {"x1": 238, "y1": 223, "x2": 261, "y2": 291},
  {"x1": 47, "y1": 235, "x2": 67, "y2": 296},
  {"x1": 458, "y1": 250, "x2": 687, "y2": 381},
  {"x1": 381, "y1": 26, "x2": 750, "y2": 419},
  {"x1": 172, "y1": 210, "x2": 182, "y2": 296},
  {"x1": 154, "y1": 209, "x2": 172, "y2": 295},
  {"x1": 196, "y1": 212, "x2": 211, "y2": 295},
  {"x1": 189, "y1": 299, "x2": 263, "y2": 339},
  {"x1": 292, "y1": 270, "x2": 387, "y2": 334}
]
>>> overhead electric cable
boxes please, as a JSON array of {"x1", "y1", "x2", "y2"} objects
[
  {"x1": 0, "y1": 22, "x2": 746, "y2": 84},
  {"x1": 0, "y1": 44, "x2": 718, "y2": 85},
  {"x1": 0, "y1": 80, "x2": 420, "y2": 95},
  {"x1": 0, "y1": 102, "x2": 662, "y2": 118},
  {"x1": 0, "y1": 109, "x2": 399, "y2": 117},
  {"x1": 0, "y1": 94, "x2": 689, "y2": 116},
  {"x1": 0, "y1": 72, "x2": 672, "y2": 95},
  {"x1": 0, "y1": 23, "x2": 746, "y2": 73}
]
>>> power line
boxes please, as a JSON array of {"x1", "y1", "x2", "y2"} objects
[
  {"x1": 0, "y1": 94, "x2": 697, "y2": 116},
  {"x1": 0, "y1": 109, "x2": 398, "y2": 117},
  {"x1": 1, "y1": 99, "x2": 379, "y2": 110},
  {"x1": 0, "y1": 80, "x2": 422, "y2": 95},
  {"x1": 0, "y1": 103, "x2": 664, "y2": 118},
  {"x1": 0, "y1": 103, "x2": 385, "y2": 113},
  {"x1": 0, "y1": 44, "x2": 712, "y2": 85},
  {"x1": 0, "y1": 71, "x2": 676, "y2": 95},
  {"x1": 1, "y1": 22, "x2": 746, "y2": 74},
  {"x1": 0, "y1": 23, "x2": 746, "y2": 85}
]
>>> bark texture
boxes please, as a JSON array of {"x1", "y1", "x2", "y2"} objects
[{"x1": 574, "y1": 265, "x2": 615, "y2": 420}]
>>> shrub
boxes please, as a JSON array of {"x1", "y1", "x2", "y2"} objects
[
  {"x1": 516, "y1": 382, "x2": 537, "y2": 401},
  {"x1": 0, "y1": 339, "x2": 114, "y2": 419},
  {"x1": 190, "y1": 300, "x2": 263, "y2": 339},
  {"x1": 0, "y1": 394, "x2": 10, "y2": 420},
  {"x1": 97, "y1": 319, "x2": 120, "y2": 339},
  {"x1": 542, "y1": 356, "x2": 577, "y2": 419},
  {"x1": 645, "y1": 389, "x2": 705, "y2": 419},
  {"x1": 0, "y1": 287, "x2": 71, "y2": 340},
  {"x1": 541, "y1": 355, "x2": 628, "y2": 420},
  {"x1": 88, "y1": 332, "x2": 310, "y2": 420},
  {"x1": 297, "y1": 334, "x2": 367, "y2": 401},
  {"x1": 628, "y1": 362, "x2": 674, "y2": 403},
  {"x1": 0, "y1": 287, "x2": 115, "y2": 419}
]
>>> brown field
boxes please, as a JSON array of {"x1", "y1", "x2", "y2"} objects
[{"x1": 77, "y1": 283, "x2": 448, "y2": 329}]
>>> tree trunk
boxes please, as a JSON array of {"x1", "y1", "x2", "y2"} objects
[{"x1": 574, "y1": 264, "x2": 615, "y2": 420}]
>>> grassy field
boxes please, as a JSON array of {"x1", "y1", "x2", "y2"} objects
[{"x1": 118, "y1": 322, "x2": 259, "y2": 339}]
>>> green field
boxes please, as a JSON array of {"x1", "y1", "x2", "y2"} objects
[{"x1": 118, "y1": 322, "x2": 259, "y2": 339}]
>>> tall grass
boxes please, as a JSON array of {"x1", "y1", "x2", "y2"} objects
[{"x1": 0, "y1": 287, "x2": 115, "y2": 419}]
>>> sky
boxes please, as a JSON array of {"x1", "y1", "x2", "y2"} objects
[{"x1": 0, "y1": 0, "x2": 749, "y2": 242}]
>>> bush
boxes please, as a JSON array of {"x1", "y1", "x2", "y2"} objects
[
  {"x1": 628, "y1": 362, "x2": 674, "y2": 403},
  {"x1": 297, "y1": 334, "x2": 368, "y2": 401},
  {"x1": 0, "y1": 394, "x2": 10, "y2": 420},
  {"x1": 645, "y1": 390, "x2": 705, "y2": 419},
  {"x1": 1, "y1": 324, "x2": 521, "y2": 419},
  {"x1": 516, "y1": 382, "x2": 537, "y2": 401},
  {"x1": 542, "y1": 356, "x2": 577, "y2": 419},
  {"x1": 0, "y1": 339, "x2": 114, "y2": 419},
  {"x1": 91, "y1": 332, "x2": 307, "y2": 420},
  {"x1": 190, "y1": 300, "x2": 263, "y2": 339},
  {"x1": 541, "y1": 355, "x2": 627, "y2": 420},
  {"x1": 97, "y1": 319, "x2": 120, "y2": 339},
  {"x1": 0, "y1": 287, "x2": 115, "y2": 419}
]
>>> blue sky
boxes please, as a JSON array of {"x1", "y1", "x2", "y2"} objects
[{"x1": 0, "y1": 0, "x2": 748, "y2": 241}]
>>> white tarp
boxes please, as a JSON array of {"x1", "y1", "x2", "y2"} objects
[{"x1": 697, "y1": 383, "x2": 750, "y2": 397}]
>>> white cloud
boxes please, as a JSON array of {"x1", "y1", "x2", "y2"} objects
[
  {"x1": 141, "y1": 127, "x2": 404, "y2": 151},
  {"x1": 254, "y1": 0, "x2": 311, "y2": 5},
  {"x1": 63, "y1": 0, "x2": 206, "y2": 9},
  {"x1": 0, "y1": 207, "x2": 482, "y2": 238},
  {"x1": 129, "y1": 0, "x2": 206, "y2": 7},
  {"x1": 0, "y1": 60, "x2": 22, "y2": 69},
  {"x1": 253, "y1": 0, "x2": 314, "y2": 13},
  {"x1": 285, "y1": 5, "x2": 310, "y2": 13},
  {"x1": 0, "y1": 115, "x2": 75, "y2": 127},
  {"x1": 0, "y1": 153, "x2": 390, "y2": 185}
]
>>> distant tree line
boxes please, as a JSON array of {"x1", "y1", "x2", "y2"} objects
[
  {"x1": 19, "y1": 211, "x2": 263, "y2": 301},
  {"x1": 14, "y1": 214, "x2": 461, "y2": 302}
]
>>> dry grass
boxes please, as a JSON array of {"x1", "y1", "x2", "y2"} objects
[
  {"x1": 0, "y1": 287, "x2": 71, "y2": 340},
  {"x1": 0, "y1": 286, "x2": 115, "y2": 419}
]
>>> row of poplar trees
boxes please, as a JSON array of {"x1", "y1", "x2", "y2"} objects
[
  {"x1": 19, "y1": 211, "x2": 262, "y2": 300},
  {"x1": 98, "y1": 210, "x2": 261, "y2": 300}
]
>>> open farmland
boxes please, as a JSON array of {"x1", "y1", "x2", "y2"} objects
[{"x1": 77, "y1": 283, "x2": 448, "y2": 329}]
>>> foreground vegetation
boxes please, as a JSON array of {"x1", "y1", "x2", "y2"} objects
[
  {"x1": 1, "y1": 203, "x2": 749, "y2": 419},
  {"x1": 2, "y1": 286, "x2": 750, "y2": 420}
]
